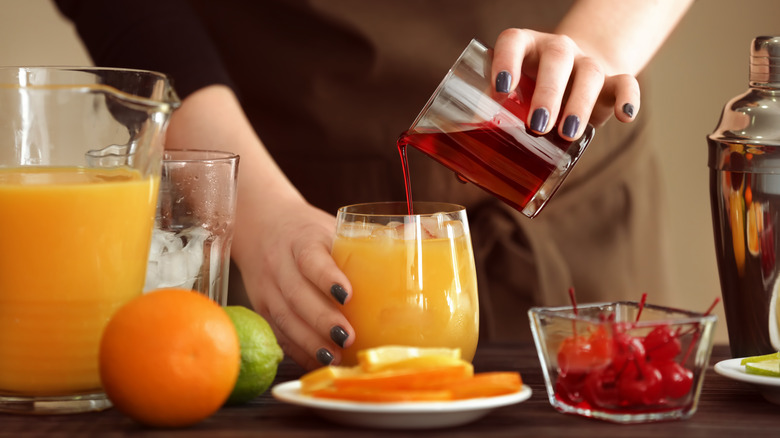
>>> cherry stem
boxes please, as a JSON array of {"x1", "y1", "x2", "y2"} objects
[
  {"x1": 675, "y1": 297, "x2": 722, "y2": 337},
  {"x1": 635, "y1": 292, "x2": 648, "y2": 323},
  {"x1": 703, "y1": 297, "x2": 721, "y2": 316},
  {"x1": 568, "y1": 287, "x2": 578, "y2": 337},
  {"x1": 679, "y1": 297, "x2": 721, "y2": 364},
  {"x1": 569, "y1": 287, "x2": 578, "y2": 315}
]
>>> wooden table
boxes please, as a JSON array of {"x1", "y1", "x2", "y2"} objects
[{"x1": 2, "y1": 343, "x2": 778, "y2": 437}]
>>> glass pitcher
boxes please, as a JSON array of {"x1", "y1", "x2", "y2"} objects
[
  {"x1": 398, "y1": 39, "x2": 595, "y2": 218},
  {"x1": 0, "y1": 67, "x2": 179, "y2": 414}
]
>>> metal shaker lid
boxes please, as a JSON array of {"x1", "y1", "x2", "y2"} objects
[{"x1": 750, "y1": 36, "x2": 780, "y2": 86}]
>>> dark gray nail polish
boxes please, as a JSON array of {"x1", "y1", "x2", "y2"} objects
[
  {"x1": 316, "y1": 348, "x2": 334, "y2": 365},
  {"x1": 330, "y1": 325, "x2": 349, "y2": 348},
  {"x1": 562, "y1": 115, "x2": 580, "y2": 139},
  {"x1": 623, "y1": 103, "x2": 635, "y2": 118},
  {"x1": 330, "y1": 284, "x2": 347, "y2": 305},
  {"x1": 495, "y1": 70, "x2": 511, "y2": 93},
  {"x1": 530, "y1": 108, "x2": 549, "y2": 133}
]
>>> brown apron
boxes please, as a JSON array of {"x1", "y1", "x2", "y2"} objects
[{"x1": 194, "y1": 0, "x2": 670, "y2": 341}]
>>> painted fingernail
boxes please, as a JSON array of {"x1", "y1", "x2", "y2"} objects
[
  {"x1": 562, "y1": 115, "x2": 580, "y2": 139},
  {"x1": 330, "y1": 325, "x2": 349, "y2": 348},
  {"x1": 495, "y1": 70, "x2": 511, "y2": 93},
  {"x1": 330, "y1": 284, "x2": 347, "y2": 305},
  {"x1": 316, "y1": 348, "x2": 334, "y2": 365},
  {"x1": 622, "y1": 103, "x2": 635, "y2": 118},
  {"x1": 530, "y1": 108, "x2": 549, "y2": 133}
]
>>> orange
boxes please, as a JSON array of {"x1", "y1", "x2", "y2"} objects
[
  {"x1": 311, "y1": 387, "x2": 453, "y2": 402},
  {"x1": 332, "y1": 363, "x2": 474, "y2": 391},
  {"x1": 99, "y1": 288, "x2": 240, "y2": 428},
  {"x1": 449, "y1": 372, "x2": 523, "y2": 399},
  {"x1": 298, "y1": 346, "x2": 523, "y2": 403}
]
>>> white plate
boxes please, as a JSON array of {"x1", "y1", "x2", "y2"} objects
[
  {"x1": 271, "y1": 380, "x2": 532, "y2": 429},
  {"x1": 714, "y1": 357, "x2": 780, "y2": 404}
]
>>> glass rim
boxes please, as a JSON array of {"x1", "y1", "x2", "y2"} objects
[
  {"x1": 407, "y1": 38, "x2": 488, "y2": 130},
  {"x1": 529, "y1": 300, "x2": 719, "y2": 326},
  {"x1": 337, "y1": 201, "x2": 466, "y2": 217},
  {"x1": 0, "y1": 66, "x2": 180, "y2": 111},
  {"x1": 162, "y1": 149, "x2": 239, "y2": 164}
]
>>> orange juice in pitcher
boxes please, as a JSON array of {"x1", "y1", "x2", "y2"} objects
[{"x1": 0, "y1": 167, "x2": 158, "y2": 396}]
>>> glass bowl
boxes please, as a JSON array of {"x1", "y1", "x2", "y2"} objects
[{"x1": 529, "y1": 301, "x2": 717, "y2": 423}]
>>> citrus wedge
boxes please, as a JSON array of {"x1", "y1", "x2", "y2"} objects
[
  {"x1": 357, "y1": 346, "x2": 462, "y2": 373},
  {"x1": 333, "y1": 363, "x2": 474, "y2": 391},
  {"x1": 448, "y1": 372, "x2": 523, "y2": 400},
  {"x1": 300, "y1": 365, "x2": 360, "y2": 394},
  {"x1": 740, "y1": 352, "x2": 780, "y2": 365},
  {"x1": 310, "y1": 387, "x2": 453, "y2": 402},
  {"x1": 745, "y1": 359, "x2": 780, "y2": 377}
]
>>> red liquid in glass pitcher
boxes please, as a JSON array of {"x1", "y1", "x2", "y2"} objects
[{"x1": 398, "y1": 77, "x2": 594, "y2": 217}]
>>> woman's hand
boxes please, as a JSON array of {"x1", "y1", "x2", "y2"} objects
[
  {"x1": 234, "y1": 198, "x2": 355, "y2": 371},
  {"x1": 491, "y1": 28, "x2": 639, "y2": 141},
  {"x1": 490, "y1": 0, "x2": 693, "y2": 140}
]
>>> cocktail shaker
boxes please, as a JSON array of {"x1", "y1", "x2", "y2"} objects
[{"x1": 708, "y1": 36, "x2": 780, "y2": 358}]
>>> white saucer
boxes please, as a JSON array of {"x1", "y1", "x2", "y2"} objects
[
  {"x1": 271, "y1": 380, "x2": 532, "y2": 429},
  {"x1": 714, "y1": 357, "x2": 780, "y2": 404}
]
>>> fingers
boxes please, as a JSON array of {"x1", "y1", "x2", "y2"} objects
[
  {"x1": 493, "y1": 29, "x2": 582, "y2": 135},
  {"x1": 557, "y1": 56, "x2": 604, "y2": 140},
  {"x1": 590, "y1": 73, "x2": 641, "y2": 127},
  {"x1": 255, "y1": 267, "x2": 352, "y2": 370},
  {"x1": 526, "y1": 35, "x2": 577, "y2": 135},
  {"x1": 611, "y1": 73, "x2": 641, "y2": 123},
  {"x1": 280, "y1": 241, "x2": 355, "y2": 366},
  {"x1": 293, "y1": 228, "x2": 353, "y2": 307},
  {"x1": 491, "y1": 29, "x2": 640, "y2": 139},
  {"x1": 492, "y1": 28, "x2": 531, "y2": 94},
  {"x1": 271, "y1": 325, "x2": 324, "y2": 371}
]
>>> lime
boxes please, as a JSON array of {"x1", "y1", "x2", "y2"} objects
[
  {"x1": 224, "y1": 306, "x2": 284, "y2": 405},
  {"x1": 745, "y1": 359, "x2": 780, "y2": 377},
  {"x1": 740, "y1": 352, "x2": 780, "y2": 365}
]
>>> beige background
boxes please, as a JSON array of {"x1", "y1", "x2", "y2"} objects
[{"x1": 3, "y1": 0, "x2": 780, "y2": 344}]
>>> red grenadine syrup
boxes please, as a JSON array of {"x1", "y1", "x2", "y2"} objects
[{"x1": 397, "y1": 76, "x2": 593, "y2": 217}]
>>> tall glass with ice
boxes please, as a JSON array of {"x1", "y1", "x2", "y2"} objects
[
  {"x1": 144, "y1": 149, "x2": 239, "y2": 306},
  {"x1": 0, "y1": 67, "x2": 179, "y2": 414},
  {"x1": 332, "y1": 202, "x2": 479, "y2": 365}
]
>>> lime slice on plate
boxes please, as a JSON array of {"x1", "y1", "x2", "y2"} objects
[
  {"x1": 740, "y1": 352, "x2": 780, "y2": 365},
  {"x1": 745, "y1": 359, "x2": 780, "y2": 377}
]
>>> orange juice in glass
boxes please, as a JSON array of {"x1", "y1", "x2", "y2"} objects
[
  {"x1": 332, "y1": 202, "x2": 479, "y2": 365},
  {"x1": 0, "y1": 67, "x2": 178, "y2": 414}
]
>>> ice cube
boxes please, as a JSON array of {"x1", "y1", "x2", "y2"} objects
[
  {"x1": 440, "y1": 220, "x2": 465, "y2": 238},
  {"x1": 144, "y1": 226, "x2": 208, "y2": 292},
  {"x1": 371, "y1": 223, "x2": 400, "y2": 239},
  {"x1": 391, "y1": 220, "x2": 428, "y2": 240},
  {"x1": 337, "y1": 222, "x2": 377, "y2": 238},
  {"x1": 156, "y1": 247, "x2": 197, "y2": 289},
  {"x1": 419, "y1": 216, "x2": 443, "y2": 239}
]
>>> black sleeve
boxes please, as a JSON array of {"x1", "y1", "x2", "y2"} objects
[{"x1": 52, "y1": 0, "x2": 234, "y2": 99}]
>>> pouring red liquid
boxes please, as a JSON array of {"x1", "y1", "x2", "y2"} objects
[
  {"x1": 398, "y1": 87, "x2": 594, "y2": 216},
  {"x1": 397, "y1": 39, "x2": 594, "y2": 217}
]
